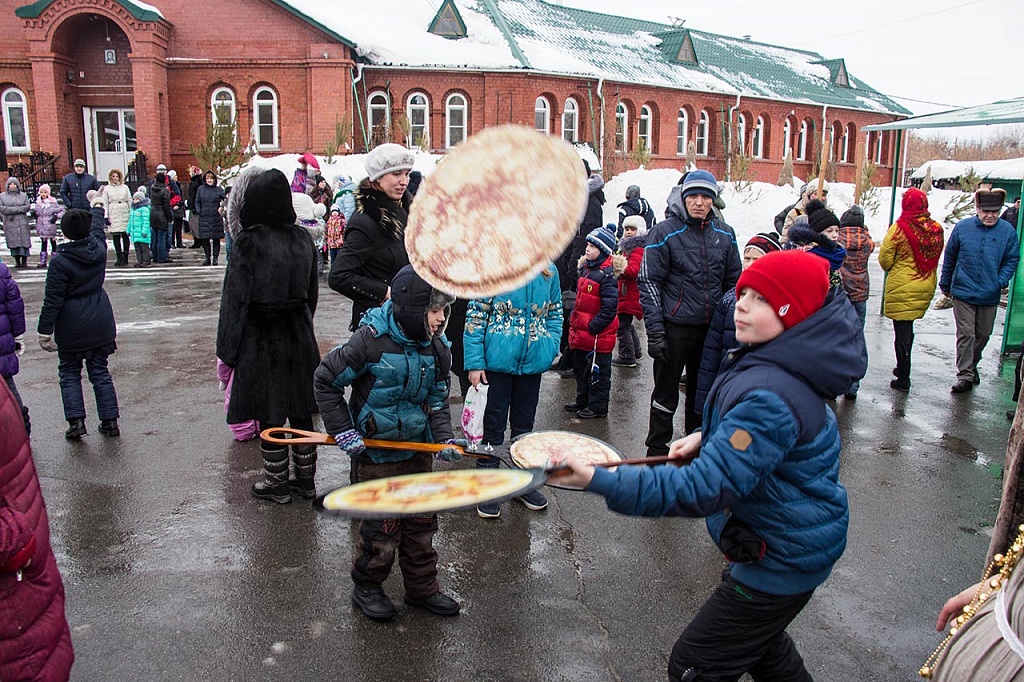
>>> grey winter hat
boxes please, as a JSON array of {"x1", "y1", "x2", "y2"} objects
[
  {"x1": 73, "y1": 158, "x2": 86, "y2": 167},
  {"x1": 365, "y1": 143, "x2": 415, "y2": 182},
  {"x1": 625, "y1": 184, "x2": 641, "y2": 199}
]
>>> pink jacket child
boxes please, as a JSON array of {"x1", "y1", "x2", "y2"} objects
[{"x1": 216, "y1": 358, "x2": 259, "y2": 441}]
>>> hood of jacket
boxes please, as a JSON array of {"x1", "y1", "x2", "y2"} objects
[
  {"x1": 618, "y1": 234, "x2": 646, "y2": 253},
  {"x1": 731, "y1": 289, "x2": 866, "y2": 399},
  {"x1": 131, "y1": 197, "x2": 151, "y2": 209},
  {"x1": 107, "y1": 169, "x2": 123, "y2": 185},
  {"x1": 355, "y1": 179, "x2": 410, "y2": 241},
  {"x1": 5, "y1": 177, "x2": 21, "y2": 192},
  {"x1": 361, "y1": 302, "x2": 432, "y2": 349}
]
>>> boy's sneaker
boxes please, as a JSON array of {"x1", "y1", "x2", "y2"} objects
[
  {"x1": 351, "y1": 586, "x2": 397, "y2": 621},
  {"x1": 611, "y1": 357, "x2": 636, "y2": 368},
  {"x1": 404, "y1": 591, "x2": 460, "y2": 617},
  {"x1": 577, "y1": 408, "x2": 607, "y2": 419},
  {"x1": 477, "y1": 503, "x2": 501, "y2": 518},
  {"x1": 516, "y1": 490, "x2": 548, "y2": 511}
]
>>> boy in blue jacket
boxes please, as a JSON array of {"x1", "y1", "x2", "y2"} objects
[
  {"x1": 555, "y1": 250, "x2": 866, "y2": 682},
  {"x1": 313, "y1": 265, "x2": 465, "y2": 622}
]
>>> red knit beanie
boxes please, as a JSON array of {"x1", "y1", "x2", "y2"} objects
[{"x1": 735, "y1": 250, "x2": 830, "y2": 329}]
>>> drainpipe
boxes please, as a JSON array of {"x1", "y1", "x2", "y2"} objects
[
  {"x1": 596, "y1": 77, "x2": 605, "y2": 170},
  {"x1": 818, "y1": 104, "x2": 829, "y2": 197},
  {"x1": 726, "y1": 94, "x2": 741, "y2": 181},
  {"x1": 351, "y1": 64, "x2": 369, "y2": 151}
]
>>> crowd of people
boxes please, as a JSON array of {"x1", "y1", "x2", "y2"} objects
[{"x1": 2, "y1": 141, "x2": 1023, "y2": 680}]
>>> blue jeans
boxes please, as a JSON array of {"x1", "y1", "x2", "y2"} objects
[
  {"x1": 846, "y1": 299, "x2": 868, "y2": 394},
  {"x1": 58, "y1": 353, "x2": 119, "y2": 421},
  {"x1": 152, "y1": 229, "x2": 169, "y2": 262}
]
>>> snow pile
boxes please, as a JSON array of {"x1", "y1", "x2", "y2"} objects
[{"x1": 913, "y1": 157, "x2": 1024, "y2": 181}]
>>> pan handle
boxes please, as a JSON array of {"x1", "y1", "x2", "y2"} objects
[
  {"x1": 259, "y1": 428, "x2": 476, "y2": 457},
  {"x1": 545, "y1": 454, "x2": 682, "y2": 476}
]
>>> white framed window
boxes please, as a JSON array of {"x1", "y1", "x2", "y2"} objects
[
  {"x1": 798, "y1": 120, "x2": 809, "y2": 160},
  {"x1": 676, "y1": 108, "x2": 689, "y2": 155},
  {"x1": 735, "y1": 114, "x2": 747, "y2": 156},
  {"x1": 407, "y1": 93, "x2": 429, "y2": 149},
  {"x1": 562, "y1": 98, "x2": 578, "y2": 143},
  {"x1": 445, "y1": 93, "x2": 467, "y2": 148},
  {"x1": 638, "y1": 105, "x2": 652, "y2": 153},
  {"x1": 696, "y1": 110, "x2": 709, "y2": 156},
  {"x1": 841, "y1": 123, "x2": 855, "y2": 163},
  {"x1": 211, "y1": 87, "x2": 236, "y2": 142},
  {"x1": 875, "y1": 131, "x2": 885, "y2": 164},
  {"x1": 2, "y1": 88, "x2": 30, "y2": 152},
  {"x1": 368, "y1": 91, "x2": 390, "y2": 146},
  {"x1": 534, "y1": 96, "x2": 550, "y2": 134},
  {"x1": 782, "y1": 119, "x2": 792, "y2": 158},
  {"x1": 615, "y1": 103, "x2": 628, "y2": 152},
  {"x1": 252, "y1": 87, "x2": 278, "y2": 149},
  {"x1": 752, "y1": 116, "x2": 765, "y2": 159}
]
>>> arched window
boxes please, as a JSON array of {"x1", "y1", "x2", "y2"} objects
[
  {"x1": 676, "y1": 108, "x2": 689, "y2": 156},
  {"x1": 615, "y1": 103, "x2": 628, "y2": 152},
  {"x1": 735, "y1": 114, "x2": 747, "y2": 155},
  {"x1": 875, "y1": 131, "x2": 886, "y2": 164},
  {"x1": 798, "y1": 120, "x2": 809, "y2": 160},
  {"x1": 368, "y1": 92, "x2": 390, "y2": 146},
  {"x1": 638, "y1": 105, "x2": 653, "y2": 153},
  {"x1": 841, "y1": 122, "x2": 855, "y2": 163},
  {"x1": 752, "y1": 116, "x2": 765, "y2": 159},
  {"x1": 445, "y1": 93, "x2": 467, "y2": 148},
  {"x1": 211, "y1": 87, "x2": 236, "y2": 143},
  {"x1": 2, "y1": 88, "x2": 30, "y2": 152},
  {"x1": 534, "y1": 97, "x2": 551, "y2": 135},
  {"x1": 696, "y1": 110, "x2": 709, "y2": 156},
  {"x1": 782, "y1": 119, "x2": 792, "y2": 158},
  {"x1": 252, "y1": 87, "x2": 278, "y2": 150},
  {"x1": 562, "y1": 98, "x2": 578, "y2": 143},
  {"x1": 407, "y1": 93, "x2": 429, "y2": 149}
]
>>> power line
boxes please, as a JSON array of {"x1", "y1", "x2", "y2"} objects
[{"x1": 808, "y1": 0, "x2": 987, "y2": 42}]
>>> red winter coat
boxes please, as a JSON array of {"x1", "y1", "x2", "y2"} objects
[
  {"x1": 0, "y1": 381, "x2": 74, "y2": 681},
  {"x1": 616, "y1": 235, "x2": 645, "y2": 317},
  {"x1": 569, "y1": 254, "x2": 624, "y2": 353}
]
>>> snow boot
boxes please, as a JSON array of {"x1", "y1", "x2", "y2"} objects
[
  {"x1": 252, "y1": 442, "x2": 291, "y2": 503},
  {"x1": 890, "y1": 342, "x2": 912, "y2": 392},
  {"x1": 98, "y1": 419, "x2": 120, "y2": 437},
  {"x1": 65, "y1": 418, "x2": 87, "y2": 440},
  {"x1": 288, "y1": 444, "x2": 318, "y2": 499},
  {"x1": 37, "y1": 252, "x2": 47, "y2": 268}
]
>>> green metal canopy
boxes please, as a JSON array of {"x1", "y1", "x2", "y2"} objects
[{"x1": 865, "y1": 96, "x2": 1024, "y2": 352}]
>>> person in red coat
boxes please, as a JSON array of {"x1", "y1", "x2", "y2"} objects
[
  {"x1": 566, "y1": 226, "x2": 623, "y2": 419},
  {"x1": 612, "y1": 216, "x2": 647, "y2": 368},
  {"x1": 0, "y1": 379, "x2": 74, "y2": 681}
]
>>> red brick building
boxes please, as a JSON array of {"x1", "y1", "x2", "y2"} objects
[{"x1": 0, "y1": 0, "x2": 908, "y2": 185}]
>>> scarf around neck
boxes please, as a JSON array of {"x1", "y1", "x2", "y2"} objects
[{"x1": 895, "y1": 211, "x2": 944, "y2": 278}]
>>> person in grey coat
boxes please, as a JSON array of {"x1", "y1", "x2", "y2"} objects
[{"x1": 0, "y1": 178, "x2": 31, "y2": 268}]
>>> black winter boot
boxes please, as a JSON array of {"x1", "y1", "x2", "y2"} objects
[
  {"x1": 289, "y1": 445, "x2": 318, "y2": 499},
  {"x1": 890, "y1": 342, "x2": 912, "y2": 392},
  {"x1": 65, "y1": 418, "x2": 87, "y2": 439},
  {"x1": 98, "y1": 419, "x2": 120, "y2": 437},
  {"x1": 252, "y1": 443, "x2": 291, "y2": 503}
]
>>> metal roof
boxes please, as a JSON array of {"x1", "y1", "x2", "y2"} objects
[{"x1": 864, "y1": 97, "x2": 1024, "y2": 131}]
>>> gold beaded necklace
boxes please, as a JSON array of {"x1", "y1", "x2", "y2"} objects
[{"x1": 920, "y1": 523, "x2": 1024, "y2": 678}]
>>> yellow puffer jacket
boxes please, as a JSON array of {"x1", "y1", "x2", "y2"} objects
[{"x1": 879, "y1": 223, "x2": 940, "y2": 320}]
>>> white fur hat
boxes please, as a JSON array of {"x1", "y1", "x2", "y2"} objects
[
  {"x1": 364, "y1": 143, "x2": 415, "y2": 182},
  {"x1": 621, "y1": 215, "x2": 647, "y2": 237}
]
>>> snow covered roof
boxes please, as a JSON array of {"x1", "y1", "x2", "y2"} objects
[
  {"x1": 866, "y1": 97, "x2": 1024, "y2": 131},
  {"x1": 912, "y1": 157, "x2": 1024, "y2": 182},
  {"x1": 279, "y1": 0, "x2": 909, "y2": 115}
]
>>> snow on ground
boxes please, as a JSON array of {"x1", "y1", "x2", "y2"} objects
[{"x1": 242, "y1": 150, "x2": 972, "y2": 247}]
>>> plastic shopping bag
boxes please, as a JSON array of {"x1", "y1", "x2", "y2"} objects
[{"x1": 461, "y1": 384, "x2": 488, "y2": 451}]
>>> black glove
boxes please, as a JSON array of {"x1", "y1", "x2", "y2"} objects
[{"x1": 647, "y1": 333, "x2": 668, "y2": 363}]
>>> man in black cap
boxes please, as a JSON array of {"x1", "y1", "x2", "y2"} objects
[
  {"x1": 941, "y1": 187, "x2": 1020, "y2": 393},
  {"x1": 59, "y1": 159, "x2": 99, "y2": 210}
]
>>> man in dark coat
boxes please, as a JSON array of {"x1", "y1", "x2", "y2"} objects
[
  {"x1": 615, "y1": 184, "x2": 656, "y2": 238},
  {"x1": 58, "y1": 158, "x2": 99, "y2": 210},
  {"x1": 148, "y1": 165, "x2": 174, "y2": 264},
  {"x1": 0, "y1": 380, "x2": 74, "y2": 680}
]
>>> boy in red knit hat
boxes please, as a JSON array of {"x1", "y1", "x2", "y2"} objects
[{"x1": 554, "y1": 250, "x2": 867, "y2": 681}]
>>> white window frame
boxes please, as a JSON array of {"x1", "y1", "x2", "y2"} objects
[
  {"x1": 406, "y1": 93, "x2": 429, "y2": 149},
  {"x1": 534, "y1": 96, "x2": 550, "y2": 135},
  {"x1": 638, "y1": 105, "x2": 652, "y2": 152},
  {"x1": 2, "y1": 88, "x2": 30, "y2": 153},
  {"x1": 696, "y1": 110, "x2": 709, "y2": 156},
  {"x1": 875, "y1": 132, "x2": 884, "y2": 164},
  {"x1": 445, "y1": 93, "x2": 467, "y2": 149},
  {"x1": 840, "y1": 123, "x2": 851, "y2": 163},
  {"x1": 782, "y1": 119, "x2": 792, "y2": 158},
  {"x1": 367, "y1": 91, "x2": 390, "y2": 144},
  {"x1": 211, "y1": 87, "x2": 236, "y2": 143},
  {"x1": 615, "y1": 103, "x2": 628, "y2": 152},
  {"x1": 562, "y1": 98, "x2": 578, "y2": 143},
  {"x1": 798, "y1": 120, "x2": 809, "y2": 161},
  {"x1": 752, "y1": 116, "x2": 765, "y2": 159},
  {"x1": 735, "y1": 114, "x2": 747, "y2": 155},
  {"x1": 676, "y1": 108, "x2": 688, "y2": 156},
  {"x1": 252, "y1": 87, "x2": 278, "y2": 150}
]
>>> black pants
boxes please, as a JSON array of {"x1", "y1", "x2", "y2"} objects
[
  {"x1": 39, "y1": 238, "x2": 58, "y2": 253},
  {"x1": 111, "y1": 232, "x2": 130, "y2": 263},
  {"x1": 172, "y1": 216, "x2": 184, "y2": 246},
  {"x1": 199, "y1": 238, "x2": 221, "y2": 261},
  {"x1": 572, "y1": 348, "x2": 612, "y2": 413},
  {"x1": 481, "y1": 371, "x2": 542, "y2": 446},
  {"x1": 646, "y1": 322, "x2": 708, "y2": 455},
  {"x1": 892, "y1": 319, "x2": 914, "y2": 345},
  {"x1": 668, "y1": 573, "x2": 814, "y2": 682}
]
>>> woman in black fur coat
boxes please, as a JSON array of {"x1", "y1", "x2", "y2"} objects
[{"x1": 216, "y1": 168, "x2": 321, "y2": 504}]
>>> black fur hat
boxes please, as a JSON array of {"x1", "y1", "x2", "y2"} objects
[
  {"x1": 61, "y1": 208, "x2": 92, "y2": 240},
  {"x1": 239, "y1": 168, "x2": 296, "y2": 229},
  {"x1": 390, "y1": 265, "x2": 456, "y2": 341}
]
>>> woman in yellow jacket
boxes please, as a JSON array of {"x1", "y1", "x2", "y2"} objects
[{"x1": 879, "y1": 187, "x2": 945, "y2": 391}]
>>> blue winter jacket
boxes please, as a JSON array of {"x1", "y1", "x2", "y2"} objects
[
  {"x1": 313, "y1": 303, "x2": 454, "y2": 464},
  {"x1": 939, "y1": 216, "x2": 1020, "y2": 306},
  {"x1": 638, "y1": 187, "x2": 742, "y2": 335},
  {"x1": 695, "y1": 289, "x2": 736, "y2": 412},
  {"x1": 463, "y1": 266, "x2": 563, "y2": 376},
  {"x1": 58, "y1": 171, "x2": 99, "y2": 210},
  {"x1": 587, "y1": 289, "x2": 866, "y2": 596}
]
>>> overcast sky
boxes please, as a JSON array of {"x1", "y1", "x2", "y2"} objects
[{"x1": 561, "y1": 0, "x2": 1022, "y2": 136}]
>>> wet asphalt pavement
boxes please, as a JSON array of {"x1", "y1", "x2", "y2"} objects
[{"x1": 9, "y1": 249, "x2": 1017, "y2": 681}]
